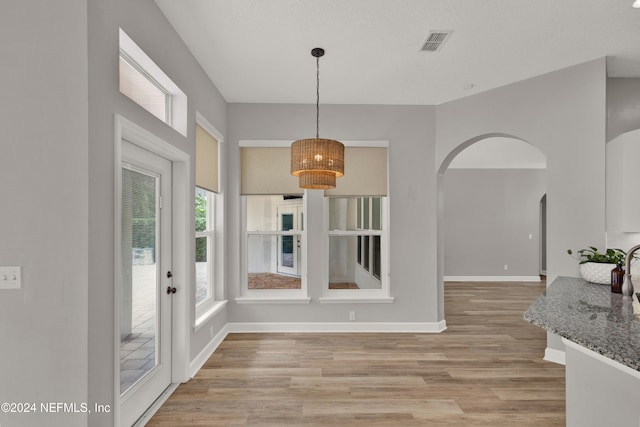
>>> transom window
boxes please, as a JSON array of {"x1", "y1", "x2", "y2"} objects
[
  {"x1": 119, "y1": 51, "x2": 171, "y2": 124},
  {"x1": 118, "y1": 28, "x2": 188, "y2": 136}
]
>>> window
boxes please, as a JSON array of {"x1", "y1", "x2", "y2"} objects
[
  {"x1": 194, "y1": 115, "x2": 224, "y2": 324},
  {"x1": 242, "y1": 195, "x2": 307, "y2": 299},
  {"x1": 119, "y1": 52, "x2": 170, "y2": 123},
  {"x1": 195, "y1": 187, "x2": 214, "y2": 305},
  {"x1": 238, "y1": 142, "x2": 389, "y2": 303},
  {"x1": 326, "y1": 196, "x2": 387, "y2": 292},
  {"x1": 119, "y1": 28, "x2": 187, "y2": 136}
]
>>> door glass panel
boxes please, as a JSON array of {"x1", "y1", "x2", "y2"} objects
[{"x1": 120, "y1": 167, "x2": 159, "y2": 395}]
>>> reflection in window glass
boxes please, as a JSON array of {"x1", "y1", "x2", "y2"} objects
[
  {"x1": 373, "y1": 236, "x2": 381, "y2": 279},
  {"x1": 363, "y1": 236, "x2": 370, "y2": 271},
  {"x1": 247, "y1": 234, "x2": 302, "y2": 289},
  {"x1": 327, "y1": 196, "x2": 386, "y2": 291},
  {"x1": 328, "y1": 236, "x2": 381, "y2": 289},
  {"x1": 372, "y1": 197, "x2": 381, "y2": 230},
  {"x1": 363, "y1": 197, "x2": 370, "y2": 229},
  {"x1": 245, "y1": 195, "x2": 304, "y2": 290}
]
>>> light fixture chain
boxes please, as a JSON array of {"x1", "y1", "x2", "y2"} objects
[{"x1": 316, "y1": 54, "x2": 320, "y2": 139}]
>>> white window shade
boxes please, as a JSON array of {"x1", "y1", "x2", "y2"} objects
[
  {"x1": 324, "y1": 147, "x2": 387, "y2": 196},
  {"x1": 241, "y1": 147, "x2": 302, "y2": 195},
  {"x1": 196, "y1": 124, "x2": 219, "y2": 193}
]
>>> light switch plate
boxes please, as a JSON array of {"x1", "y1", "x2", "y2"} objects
[{"x1": 0, "y1": 266, "x2": 21, "y2": 289}]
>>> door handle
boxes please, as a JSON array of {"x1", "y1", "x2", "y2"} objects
[
  {"x1": 166, "y1": 286, "x2": 177, "y2": 294},
  {"x1": 167, "y1": 271, "x2": 173, "y2": 278}
]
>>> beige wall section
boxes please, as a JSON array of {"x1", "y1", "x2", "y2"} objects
[{"x1": 0, "y1": 1, "x2": 89, "y2": 426}]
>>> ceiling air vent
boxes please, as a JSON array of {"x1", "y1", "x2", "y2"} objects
[{"x1": 420, "y1": 30, "x2": 453, "y2": 52}]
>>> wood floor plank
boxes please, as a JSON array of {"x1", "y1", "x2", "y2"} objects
[{"x1": 148, "y1": 281, "x2": 565, "y2": 426}]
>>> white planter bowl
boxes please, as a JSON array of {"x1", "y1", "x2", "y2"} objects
[{"x1": 580, "y1": 262, "x2": 616, "y2": 285}]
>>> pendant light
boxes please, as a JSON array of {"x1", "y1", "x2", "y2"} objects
[{"x1": 291, "y1": 48, "x2": 345, "y2": 189}]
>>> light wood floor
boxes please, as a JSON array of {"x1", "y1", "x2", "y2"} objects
[{"x1": 148, "y1": 281, "x2": 565, "y2": 426}]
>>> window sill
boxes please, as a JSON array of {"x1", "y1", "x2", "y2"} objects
[
  {"x1": 235, "y1": 297, "x2": 311, "y2": 304},
  {"x1": 318, "y1": 296, "x2": 395, "y2": 304},
  {"x1": 193, "y1": 300, "x2": 228, "y2": 332}
]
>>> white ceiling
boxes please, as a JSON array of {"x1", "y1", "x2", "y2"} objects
[{"x1": 155, "y1": 0, "x2": 640, "y2": 105}]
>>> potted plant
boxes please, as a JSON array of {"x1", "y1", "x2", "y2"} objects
[{"x1": 567, "y1": 247, "x2": 627, "y2": 284}]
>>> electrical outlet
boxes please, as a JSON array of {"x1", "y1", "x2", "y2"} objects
[
  {"x1": 209, "y1": 326, "x2": 214, "y2": 339},
  {"x1": 528, "y1": 233, "x2": 533, "y2": 240},
  {"x1": 0, "y1": 266, "x2": 21, "y2": 289},
  {"x1": 504, "y1": 264, "x2": 509, "y2": 271},
  {"x1": 349, "y1": 311, "x2": 356, "y2": 321}
]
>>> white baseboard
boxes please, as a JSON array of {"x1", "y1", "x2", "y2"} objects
[
  {"x1": 444, "y1": 276, "x2": 541, "y2": 282},
  {"x1": 189, "y1": 323, "x2": 230, "y2": 378},
  {"x1": 544, "y1": 347, "x2": 566, "y2": 365},
  {"x1": 227, "y1": 321, "x2": 447, "y2": 333}
]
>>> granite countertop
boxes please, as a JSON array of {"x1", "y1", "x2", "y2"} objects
[{"x1": 524, "y1": 276, "x2": 640, "y2": 371}]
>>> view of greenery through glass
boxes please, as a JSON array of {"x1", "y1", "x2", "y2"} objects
[
  {"x1": 195, "y1": 188, "x2": 207, "y2": 262},
  {"x1": 126, "y1": 168, "x2": 156, "y2": 262}
]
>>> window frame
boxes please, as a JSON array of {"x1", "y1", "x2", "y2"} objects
[
  {"x1": 119, "y1": 28, "x2": 188, "y2": 137},
  {"x1": 195, "y1": 187, "x2": 215, "y2": 307},
  {"x1": 193, "y1": 114, "x2": 226, "y2": 328},
  {"x1": 119, "y1": 50, "x2": 172, "y2": 124},
  {"x1": 322, "y1": 196, "x2": 392, "y2": 303},
  {"x1": 238, "y1": 194, "x2": 310, "y2": 304}
]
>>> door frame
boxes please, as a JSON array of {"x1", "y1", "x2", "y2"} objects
[{"x1": 114, "y1": 115, "x2": 191, "y2": 426}]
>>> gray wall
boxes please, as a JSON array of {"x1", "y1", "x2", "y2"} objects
[
  {"x1": 0, "y1": 1, "x2": 89, "y2": 426},
  {"x1": 87, "y1": 0, "x2": 228, "y2": 425},
  {"x1": 436, "y1": 58, "x2": 607, "y2": 352},
  {"x1": 443, "y1": 169, "x2": 546, "y2": 277},
  {"x1": 227, "y1": 104, "x2": 439, "y2": 323}
]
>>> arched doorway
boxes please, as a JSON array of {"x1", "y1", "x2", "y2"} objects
[{"x1": 436, "y1": 134, "x2": 547, "y2": 318}]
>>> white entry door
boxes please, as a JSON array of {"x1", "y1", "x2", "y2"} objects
[
  {"x1": 119, "y1": 140, "x2": 173, "y2": 426},
  {"x1": 277, "y1": 205, "x2": 302, "y2": 276}
]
